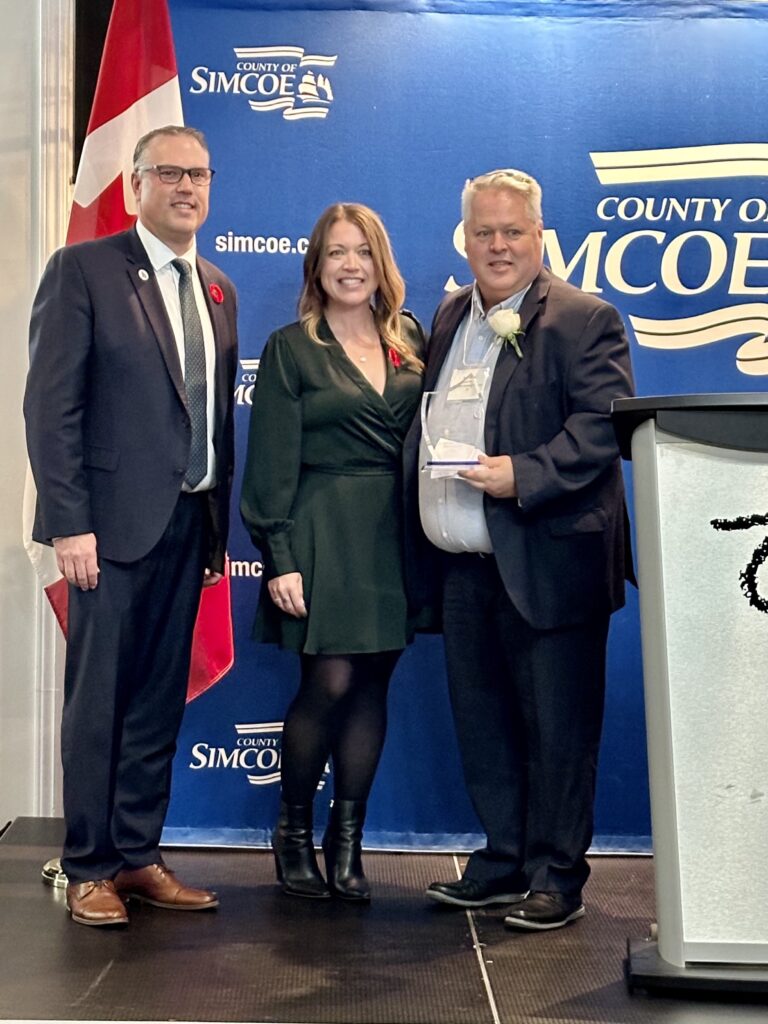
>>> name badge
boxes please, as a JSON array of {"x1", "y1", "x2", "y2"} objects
[{"x1": 447, "y1": 366, "x2": 488, "y2": 402}]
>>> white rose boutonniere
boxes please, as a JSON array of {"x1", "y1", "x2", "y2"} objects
[{"x1": 488, "y1": 309, "x2": 524, "y2": 359}]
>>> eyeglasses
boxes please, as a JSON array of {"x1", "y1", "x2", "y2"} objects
[{"x1": 136, "y1": 165, "x2": 215, "y2": 186}]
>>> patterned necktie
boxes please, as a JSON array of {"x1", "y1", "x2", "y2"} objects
[{"x1": 172, "y1": 258, "x2": 208, "y2": 488}]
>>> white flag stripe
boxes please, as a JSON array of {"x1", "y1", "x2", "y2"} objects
[
  {"x1": 234, "y1": 46, "x2": 304, "y2": 58},
  {"x1": 248, "y1": 773, "x2": 281, "y2": 785},
  {"x1": 632, "y1": 320, "x2": 768, "y2": 350},
  {"x1": 236, "y1": 722, "x2": 284, "y2": 734},
  {"x1": 232, "y1": 47, "x2": 336, "y2": 64},
  {"x1": 591, "y1": 143, "x2": 768, "y2": 168},
  {"x1": 300, "y1": 55, "x2": 338, "y2": 66},
  {"x1": 594, "y1": 160, "x2": 768, "y2": 185},
  {"x1": 736, "y1": 336, "x2": 768, "y2": 374},
  {"x1": 590, "y1": 143, "x2": 768, "y2": 184},
  {"x1": 72, "y1": 78, "x2": 183, "y2": 208},
  {"x1": 284, "y1": 108, "x2": 329, "y2": 120},
  {"x1": 248, "y1": 98, "x2": 294, "y2": 111},
  {"x1": 630, "y1": 303, "x2": 768, "y2": 337},
  {"x1": 628, "y1": 305, "x2": 768, "y2": 376}
]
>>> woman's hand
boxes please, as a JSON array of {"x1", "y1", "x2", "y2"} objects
[{"x1": 268, "y1": 572, "x2": 307, "y2": 618}]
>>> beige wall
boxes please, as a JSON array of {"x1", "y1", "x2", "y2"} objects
[{"x1": 0, "y1": 0, "x2": 72, "y2": 826}]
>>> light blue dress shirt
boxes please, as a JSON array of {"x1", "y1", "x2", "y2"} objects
[{"x1": 419, "y1": 283, "x2": 529, "y2": 553}]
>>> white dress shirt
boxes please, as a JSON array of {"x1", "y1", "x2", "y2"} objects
[{"x1": 136, "y1": 220, "x2": 217, "y2": 491}]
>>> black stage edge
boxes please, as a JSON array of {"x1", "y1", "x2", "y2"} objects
[
  {"x1": 3, "y1": 817, "x2": 768, "y2": 1023},
  {"x1": 627, "y1": 938, "x2": 768, "y2": 996}
]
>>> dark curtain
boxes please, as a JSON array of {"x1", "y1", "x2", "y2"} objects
[{"x1": 74, "y1": 0, "x2": 113, "y2": 177}]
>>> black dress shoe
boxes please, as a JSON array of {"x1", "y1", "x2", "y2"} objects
[
  {"x1": 504, "y1": 890, "x2": 585, "y2": 931},
  {"x1": 426, "y1": 876, "x2": 528, "y2": 908}
]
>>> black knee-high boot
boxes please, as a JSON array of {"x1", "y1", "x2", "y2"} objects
[
  {"x1": 272, "y1": 802, "x2": 330, "y2": 898},
  {"x1": 322, "y1": 799, "x2": 370, "y2": 901}
]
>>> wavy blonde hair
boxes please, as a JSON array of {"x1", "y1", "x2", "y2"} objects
[{"x1": 299, "y1": 203, "x2": 422, "y2": 370}]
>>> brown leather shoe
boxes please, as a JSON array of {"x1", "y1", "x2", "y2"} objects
[
  {"x1": 66, "y1": 880, "x2": 129, "y2": 927},
  {"x1": 114, "y1": 863, "x2": 219, "y2": 910}
]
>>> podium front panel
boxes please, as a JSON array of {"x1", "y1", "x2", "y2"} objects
[{"x1": 633, "y1": 422, "x2": 768, "y2": 965}]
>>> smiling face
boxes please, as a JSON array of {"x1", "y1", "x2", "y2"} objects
[
  {"x1": 131, "y1": 133, "x2": 211, "y2": 254},
  {"x1": 464, "y1": 187, "x2": 543, "y2": 309},
  {"x1": 319, "y1": 218, "x2": 379, "y2": 314}
]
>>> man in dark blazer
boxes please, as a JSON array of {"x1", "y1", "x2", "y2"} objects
[
  {"x1": 406, "y1": 169, "x2": 634, "y2": 930},
  {"x1": 24, "y1": 126, "x2": 238, "y2": 927}
]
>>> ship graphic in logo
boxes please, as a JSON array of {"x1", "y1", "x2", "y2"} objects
[
  {"x1": 235, "y1": 46, "x2": 338, "y2": 120},
  {"x1": 298, "y1": 69, "x2": 333, "y2": 106}
]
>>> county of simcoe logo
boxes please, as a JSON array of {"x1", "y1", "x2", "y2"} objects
[
  {"x1": 188, "y1": 722, "x2": 330, "y2": 790},
  {"x1": 189, "y1": 721, "x2": 283, "y2": 786},
  {"x1": 190, "y1": 46, "x2": 338, "y2": 121},
  {"x1": 589, "y1": 143, "x2": 768, "y2": 376}
]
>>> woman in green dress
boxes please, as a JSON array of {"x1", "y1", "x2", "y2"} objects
[{"x1": 241, "y1": 204, "x2": 425, "y2": 901}]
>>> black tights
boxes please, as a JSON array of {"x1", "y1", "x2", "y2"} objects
[{"x1": 279, "y1": 651, "x2": 401, "y2": 805}]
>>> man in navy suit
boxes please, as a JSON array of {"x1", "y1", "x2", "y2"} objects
[
  {"x1": 407, "y1": 169, "x2": 634, "y2": 930},
  {"x1": 25, "y1": 126, "x2": 238, "y2": 926}
]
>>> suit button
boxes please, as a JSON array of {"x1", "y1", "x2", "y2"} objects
[{"x1": 175, "y1": 467, "x2": 184, "y2": 476}]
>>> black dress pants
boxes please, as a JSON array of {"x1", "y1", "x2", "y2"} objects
[
  {"x1": 60, "y1": 492, "x2": 208, "y2": 883},
  {"x1": 442, "y1": 553, "x2": 609, "y2": 897}
]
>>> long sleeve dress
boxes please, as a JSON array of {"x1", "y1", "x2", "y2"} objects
[{"x1": 240, "y1": 313, "x2": 425, "y2": 654}]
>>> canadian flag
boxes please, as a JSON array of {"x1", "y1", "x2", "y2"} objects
[{"x1": 23, "y1": 0, "x2": 234, "y2": 702}]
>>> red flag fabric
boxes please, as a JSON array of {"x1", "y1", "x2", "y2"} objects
[
  {"x1": 66, "y1": 0, "x2": 181, "y2": 244},
  {"x1": 187, "y1": 560, "x2": 235, "y2": 702},
  {"x1": 25, "y1": 0, "x2": 235, "y2": 701}
]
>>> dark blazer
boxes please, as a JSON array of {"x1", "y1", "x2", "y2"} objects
[
  {"x1": 404, "y1": 268, "x2": 635, "y2": 630},
  {"x1": 24, "y1": 227, "x2": 238, "y2": 572}
]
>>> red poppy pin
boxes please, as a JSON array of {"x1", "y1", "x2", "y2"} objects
[
  {"x1": 209, "y1": 282, "x2": 224, "y2": 304},
  {"x1": 388, "y1": 347, "x2": 402, "y2": 368}
]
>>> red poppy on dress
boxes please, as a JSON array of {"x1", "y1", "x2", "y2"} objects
[
  {"x1": 388, "y1": 347, "x2": 401, "y2": 368},
  {"x1": 209, "y1": 282, "x2": 224, "y2": 304}
]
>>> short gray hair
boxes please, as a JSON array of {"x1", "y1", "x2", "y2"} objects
[
  {"x1": 462, "y1": 169, "x2": 543, "y2": 224},
  {"x1": 132, "y1": 125, "x2": 209, "y2": 169}
]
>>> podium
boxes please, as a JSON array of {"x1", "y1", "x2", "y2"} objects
[{"x1": 613, "y1": 394, "x2": 768, "y2": 995}]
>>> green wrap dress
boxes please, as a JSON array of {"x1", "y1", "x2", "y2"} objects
[{"x1": 241, "y1": 314, "x2": 425, "y2": 654}]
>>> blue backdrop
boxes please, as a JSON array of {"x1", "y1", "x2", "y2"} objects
[{"x1": 162, "y1": 0, "x2": 768, "y2": 850}]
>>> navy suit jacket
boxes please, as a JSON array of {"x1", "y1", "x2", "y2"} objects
[
  {"x1": 25, "y1": 227, "x2": 238, "y2": 573},
  {"x1": 404, "y1": 268, "x2": 635, "y2": 630}
]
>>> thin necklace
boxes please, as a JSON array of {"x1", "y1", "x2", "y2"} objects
[
  {"x1": 328, "y1": 320, "x2": 379, "y2": 363},
  {"x1": 342, "y1": 338, "x2": 379, "y2": 363}
]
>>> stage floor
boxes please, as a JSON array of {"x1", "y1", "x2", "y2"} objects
[{"x1": 0, "y1": 817, "x2": 764, "y2": 1024}]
